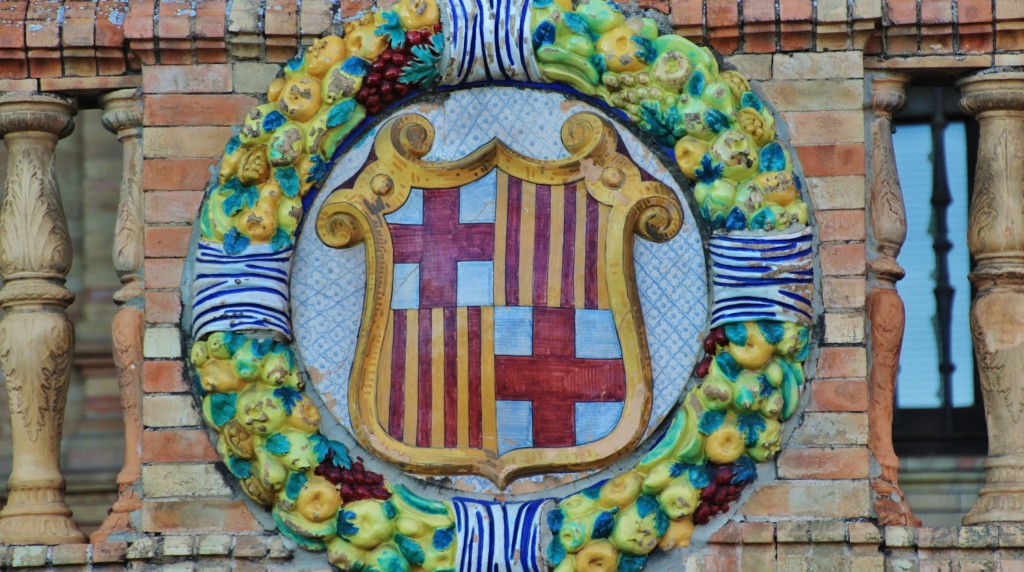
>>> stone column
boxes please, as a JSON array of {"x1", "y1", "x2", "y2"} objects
[
  {"x1": 959, "y1": 70, "x2": 1024, "y2": 524},
  {"x1": 866, "y1": 72, "x2": 921, "y2": 527},
  {"x1": 0, "y1": 93, "x2": 86, "y2": 544},
  {"x1": 90, "y1": 89, "x2": 144, "y2": 544}
]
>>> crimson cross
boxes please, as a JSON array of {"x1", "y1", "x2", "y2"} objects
[
  {"x1": 390, "y1": 188, "x2": 495, "y2": 308},
  {"x1": 494, "y1": 308, "x2": 625, "y2": 447}
]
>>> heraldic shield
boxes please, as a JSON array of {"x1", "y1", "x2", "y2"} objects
[{"x1": 315, "y1": 112, "x2": 685, "y2": 487}]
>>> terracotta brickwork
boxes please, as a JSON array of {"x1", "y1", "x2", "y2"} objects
[{"x1": 0, "y1": 0, "x2": 1019, "y2": 569}]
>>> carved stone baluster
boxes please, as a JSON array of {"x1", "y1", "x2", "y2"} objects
[
  {"x1": 866, "y1": 72, "x2": 922, "y2": 527},
  {"x1": 959, "y1": 71, "x2": 1024, "y2": 524},
  {"x1": 90, "y1": 89, "x2": 144, "y2": 544},
  {"x1": 0, "y1": 93, "x2": 86, "y2": 544}
]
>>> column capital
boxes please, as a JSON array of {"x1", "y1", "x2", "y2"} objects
[
  {"x1": 99, "y1": 88, "x2": 143, "y2": 141},
  {"x1": 959, "y1": 70, "x2": 1024, "y2": 118},
  {"x1": 869, "y1": 72, "x2": 911, "y2": 118},
  {"x1": 0, "y1": 93, "x2": 76, "y2": 140}
]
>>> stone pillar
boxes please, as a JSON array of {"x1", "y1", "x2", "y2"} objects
[
  {"x1": 959, "y1": 70, "x2": 1024, "y2": 525},
  {"x1": 866, "y1": 72, "x2": 921, "y2": 527},
  {"x1": 91, "y1": 89, "x2": 144, "y2": 544},
  {"x1": 0, "y1": 93, "x2": 86, "y2": 544}
]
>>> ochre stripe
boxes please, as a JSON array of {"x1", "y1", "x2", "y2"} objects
[
  {"x1": 378, "y1": 311, "x2": 394, "y2": 431},
  {"x1": 431, "y1": 307, "x2": 445, "y2": 448},
  {"x1": 547, "y1": 185, "x2": 565, "y2": 307},
  {"x1": 518, "y1": 181, "x2": 537, "y2": 307},
  {"x1": 494, "y1": 171, "x2": 509, "y2": 307},
  {"x1": 597, "y1": 203, "x2": 609, "y2": 308},
  {"x1": 390, "y1": 311, "x2": 406, "y2": 439},
  {"x1": 561, "y1": 184, "x2": 577, "y2": 308},
  {"x1": 468, "y1": 306, "x2": 482, "y2": 449},
  {"x1": 480, "y1": 306, "x2": 497, "y2": 453},
  {"x1": 417, "y1": 309, "x2": 432, "y2": 447},
  {"x1": 573, "y1": 188, "x2": 587, "y2": 308},
  {"x1": 403, "y1": 310, "x2": 419, "y2": 445},
  {"x1": 443, "y1": 307, "x2": 458, "y2": 448},
  {"x1": 456, "y1": 307, "x2": 470, "y2": 449}
]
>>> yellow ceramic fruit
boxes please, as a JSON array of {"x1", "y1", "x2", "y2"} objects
[
  {"x1": 574, "y1": 539, "x2": 618, "y2": 571},
  {"x1": 596, "y1": 27, "x2": 649, "y2": 73},
  {"x1": 657, "y1": 476, "x2": 700, "y2": 519},
  {"x1": 199, "y1": 358, "x2": 245, "y2": 393},
  {"x1": 268, "y1": 123, "x2": 307, "y2": 166},
  {"x1": 267, "y1": 77, "x2": 287, "y2": 102},
  {"x1": 729, "y1": 323, "x2": 775, "y2": 370},
  {"x1": 598, "y1": 472, "x2": 643, "y2": 509},
  {"x1": 190, "y1": 341, "x2": 210, "y2": 367},
  {"x1": 288, "y1": 396, "x2": 322, "y2": 434},
  {"x1": 235, "y1": 200, "x2": 278, "y2": 242},
  {"x1": 276, "y1": 195, "x2": 303, "y2": 235},
  {"x1": 222, "y1": 418, "x2": 257, "y2": 458},
  {"x1": 297, "y1": 476, "x2": 342, "y2": 522},
  {"x1": 395, "y1": 0, "x2": 440, "y2": 30},
  {"x1": 240, "y1": 102, "x2": 281, "y2": 145},
  {"x1": 305, "y1": 36, "x2": 348, "y2": 79},
  {"x1": 658, "y1": 517, "x2": 695, "y2": 550},
  {"x1": 219, "y1": 145, "x2": 246, "y2": 183},
  {"x1": 340, "y1": 500, "x2": 395, "y2": 549},
  {"x1": 673, "y1": 136, "x2": 707, "y2": 180},
  {"x1": 710, "y1": 129, "x2": 760, "y2": 182},
  {"x1": 237, "y1": 146, "x2": 271, "y2": 186},
  {"x1": 205, "y1": 332, "x2": 232, "y2": 359},
  {"x1": 322, "y1": 65, "x2": 363, "y2": 105},
  {"x1": 736, "y1": 107, "x2": 775, "y2": 147},
  {"x1": 755, "y1": 171, "x2": 799, "y2": 207},
  {"x1": 344, "y1": 14, "x2": 388, "y2": 61},
  {"x1": 718, "y1": 70, "x2": 751, "y2": 103},
  {"x1": 279, "y1": 75, "x2": 323, "y2": 123},
  {"x1": 240, "y1": 474, "x2": 276, "y2": 505},
  {"x1": 705, "y1": 423, "x2": 744, "y2": 464}
]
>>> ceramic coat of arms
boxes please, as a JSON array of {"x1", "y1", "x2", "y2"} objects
[{"x1": 183, "y1": 0, "x2": 816, "y2": 570}]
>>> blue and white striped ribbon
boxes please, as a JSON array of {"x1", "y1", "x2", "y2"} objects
[
  {"x1": 191, "y1": 240, "x2": 293, "y2": 340},
  {"x1": 440, "y1": 0, "x2": 542, "y2": 85},
  {"x1": 709, "y1": 227, "x2": 815, "y2": 327},
  {"x1": 452, "y1": 497, "x2": 551, "y2": 571}
]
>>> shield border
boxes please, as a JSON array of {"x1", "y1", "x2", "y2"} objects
[{"x1": 315, "y1": 112, "x2": 685, "y2": 487}]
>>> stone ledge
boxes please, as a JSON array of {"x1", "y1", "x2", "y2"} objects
[{"x1": 0, "y1": 535, "x2": 293, "y2": 567}]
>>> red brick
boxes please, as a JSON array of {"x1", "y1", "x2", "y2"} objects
[
  {"x1": 744, "y1": 0, "x2": 776, "y2": 23},
  {"x1": 637, "y1": 0, "x2": 670, "y2": 14},
  {"x1": 95, "y1": 0, "x2": 126, "y2": 47},
  {"x1": 821, "y1": 243, "x2": 866, "y2": 276},
  {"x1": 743, "y1": 31, "x2": 777, "y2": 54},
  {"x1": 25, "y1": 2, "x2": 59, "y2": 48},
  {"x1": 144, "y1": 257, "x2": 185, "y2": 290},
  {"x1": 816, "y1": 346, "x2": 867, "y2": 379},
  {"x1": 997, "y1": 28, "x2": 1024, "y2": 52},
  {"x1": 144, "y1": 94, "x2": 257, "y2": 126},
  {"x1": 339, "y1": 0, "x2": 373, "y2": 18},
  {"x1": 780, "y1": 0, "x2": 812, "y2": 22},
  {"x1": 708, "y1": 33, "x2": 739, "y2": 55},
  {"x1": 143, "y1": 158, "x2": 217, "y2": 192},
  {"x1": 123, "y1": 0, "x2": 156, "y2": 39},
  {"x1": 266, "y1": 0, "x2": 299, "y2": 37},
  {"x1": 195, "y1": 0, "x2": 227, "y2": 39},
  {"x1": 670, "y1": 0, "x2": 703, "y2": 29},
  {"x1": 777, "y1": 447, "x2": 870, "y2": 479},
  {"x1": 781, "y1": 110, "x2": 864, "y2": 145},
  {"x1": 795, "y1": 144, "x2": 866, "y2": 177},
  {"x1": 809, "y1": 379, "x2": 868, "y2": 412},
  {"x1": 143, "y1": 126, "x2": 233, "y2": 159},
  {"x1": 823, "y1": 276, "x2": 866, "y2": 309},
  {"x1": 958, "y1": 0, "x2": 993, "y2": 24},
  {"x1": 146, "y1": 225, "x2": 193, "y2": 258},
  {"x1": 28, "y1": 55, "x2": 61, "y2": 78},
  {"x1": 145, "y1": 290, "x2": 181, "y2": 323},
  {"x1": 816, "y1": 209, "x2": 866, "y2": 241},
  {"x1": 0, "y1": 2, "x2": 27, "y2": 49},
  {"x1": 960, "y1": 23, "x2": 994, "y2": 53},
  {"x1": 158, "y1": 0, "x2": 193, "y2": 39},
  {"x1": 142, "y1": 500, "x2": 264, "y2": 533},
  {"x1": 142, "y1": 429, "x2": 219, "y2": 463},
  {"x1": 707, "y1": 0, "x2": 738, "y2": 29},
  {"x1": 145, "y1": 190, "x2": 205, "y2": 224},
  {"x1": 780, "y1": 29, "x2": 813, "y2": 51},
  {"x1": 63, "y1": 1, "x2": 96, "y2": 47},
  {"x1": 62, "y1": 55, "x2": 97, "y2": 78},
  {"x1": 921, "y1": 0, "x2": 952, "y2": 24},
  {"x1": 92, "y1": 541, "x2": 128, "y2": 564},
  {"x1": 143, "y1": 63, "x2": 232, "y2": 93},
  {"x1": 143, "y1": 360, "x2": 189, "y2": 393},
  {"x1": 885, "y1": 0, "x2": 918, "y2": 25},
  {"x1": 741, "y1": 480, "x2": 871, "y2": 518},
  {"x1": 0, "y1": 58, "x2": 28, "y2": 79}
]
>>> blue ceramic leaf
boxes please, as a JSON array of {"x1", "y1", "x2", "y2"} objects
[
  {"x1": 327, "y1": 439, "x2": 351, "y2": 469},
  {"x1": 620, "y1": 555, "x2": 648, "y2": 572},
  {"x1": 252, "y1": 338, "x2": 274, "y2": 359},
  {"x1": 547, "y1": 540, "x2": 566, "y2": 566},
  {"x1": 636, "y1": 495, "x2": 660, "y2": 518},
  {"x1": 725, "y1": 207, "x2": 747, "y2": 230},
  {"x1": 591, "y1": 53, "x2": 607, "y2": 76},
  {"x1": 533, "y1": 0, "x2": 553, "y2": 6},
  {"x1": 225, "y1": 134, "x2": 242, "y2": 155},
  {"x1": 581, "y1": 480, "x2": 604, "y2": 500},
  {"x1": 271, "y1": 228, "x2": 292, "y2": 252},
  {"x1": 221, "y1": 191, "x2": 244, "y2": 216},
  {"x1": 272, "y1": 387, "x2": 302, "y2": 415},
  {"x1": 433, "y1": 527, "x2": 456, "y2": 550},
  {"x1": 724, "y1": 323, "x2": 747, "y2": 346},
  {"x1": 793, "y1": 174, "x2": 803, "y2": 190},
  {"x1": 394, "y1": 534, "x2": 426, "y2": 566},
  {"x1": 337, "y1": 510, "x2": 359, "y2": 537},
  {"x1": 382, "y1": 500, "x2": 397, "y2": 520},
  {"x1": 698, "y1": 409, "x2": 726, "y2": 435},
  {"x1": 669, "y1": 462, "x2": 687, "y2": 478},
  {"x1": 715, "y1": 353, "x2": 742, "y2": 380},
  {"x1": 275, "y1": 166, "x2": 300, "y2": 197},
  {"x1": 532, "y1": 21, "x2": 556, "y2": 49},
  {"x1": 375, "y1": 11, "x2": 407, "y2": 49},
  {"x1": 736, "y1": 386, "x2": 756, "y2": 411},
  {"x1": 223, "y1": 229, "x2": 251, "y2": 255},
  {"x1": 740, "y1": 91, "x2": 763, "y2": 111},
  {"x1": 759, "y1": 141, "x2": 786, "y2": 172},
  {"x1": 547, "y1": 508, "x2": 564, "y2": 533},
  {"x1": 687, "y1": 466, "x2": 711, "y2": 488},
  {"x1": 327, "y1": 99, "x2": 358, "y2": 129},
  {"x1": 592, "y1": 511, "x2": 615, "y2": 539},
  {"x1": 686, "y1": 70, "x2": 705, "y2": 97},
  {"x1": 341, "y1": 56, "x2": 370, "y2": 77},
  {"x1": 264, "y1": 433, "x2": 291, "y2": 455},
  {"x1": 750, "y1": 207, "x2": 776, "y2": 230},
  {"x1": 310, "y1": 434, "x2": 328, "y2": 462},
  {"x1": 224, "y1": 332, "x2": 247, "y2": 355},
  {"x1": 695, "y1": 154, "x2": 723, "y2": 184},
  {"x1": 705, "y1": 108, "x2": 730, "y2": 133},
  {"x1": 209, "y1": 392, "x2": 237, "y2": 427},
  {"x1": 228, "y1": 457, "x2": 252, "y2": 478},
  {"x1": 738, "y1": 414, "x2": 767, "y2": 447},
  {"x1": 639, "y1": 101, "x2": 676, "y2": 147},
  {"x1": 284, "y1": 470, "x2": 307, "y2": 500},
  {"x1": 758, "y1": 375, "x2": 774, "y2": 398},
  {"x1": 633, "y1": 35, "x2": 657, "y2": 64},
  {"x1": 731, "y1": 456, "x2": 758, "y2": 485},
  {"x1": 286, "y1": 54, "x2": 304, "y2": 72},
  {"x1": 262, "y1": 110, "x2": 287, "y2": 132}
]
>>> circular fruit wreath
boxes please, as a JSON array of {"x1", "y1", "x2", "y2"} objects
[{"x1": 184, "y1": 0, "x2": 816, "y2": 570}]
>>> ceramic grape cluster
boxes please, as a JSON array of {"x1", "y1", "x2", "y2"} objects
[{"x1": 188, "y1": 0, "x2": 814, "y2": 570}]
